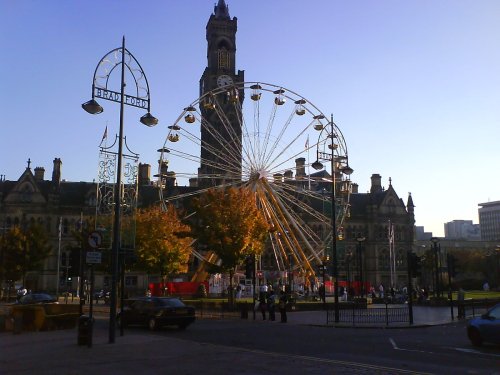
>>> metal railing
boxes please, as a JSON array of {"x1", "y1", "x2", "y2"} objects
[
  {"x1": 327, "y1": 303, "x2": 409, "y2": 326},
  {"x1": 192, "y1": 301, "x2": 248, "y2": 320},
  {"x1": 457, "y1": 299, "x2": 498, "y2": 319}
]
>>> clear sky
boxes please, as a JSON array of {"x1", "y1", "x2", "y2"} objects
[{"x1": 1, "y1": 0, "x2": 499, "y2": 237}]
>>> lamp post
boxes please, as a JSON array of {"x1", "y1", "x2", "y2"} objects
[
  {"x1": 312, "y1": 114, "x2": 353, "y2": 323},
  {"x1": 496, "y1": 246, "x2": 500, "y2": 289},
  {"x1": 82, "y1": 37, "x2": 158, "y2": 344},
  {"x1": 356, "y1": 237, "x2": 366, "y2": 298},
  {"x1": 430, "y1": 237, "x2": 441, "y2": 298}
]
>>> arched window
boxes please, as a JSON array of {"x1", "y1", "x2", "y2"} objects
[
  {"x1": 378, "y1": 247, "x2": 390, "y2": 270},
  {"x1": 218, "y1": 47, "x2": 230, "y2": 69},
  {"x1": 87, "y1": 193, "x2": 97, "y2": 207}
]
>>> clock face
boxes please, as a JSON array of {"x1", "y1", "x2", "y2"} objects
[{"x1": 217, "y1": 75, "x2": 234, "y2": 87}]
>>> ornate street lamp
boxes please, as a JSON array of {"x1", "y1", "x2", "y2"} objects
[
  {"x1": 430, "y1": 237, "x2": 441, "y2": 298},
  {"x1": 82, "y1": 37, "x2": 158, "y2": 344},
  {"x1": 312, "y1": 114, "x2": 353, "y2": 323}
]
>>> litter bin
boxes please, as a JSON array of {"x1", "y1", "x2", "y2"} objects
[{"x1": 77, "y1": 315, "x2": 92, "y2": 346}]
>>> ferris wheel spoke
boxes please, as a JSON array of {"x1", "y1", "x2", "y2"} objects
[
  {"x1": 232, "y1": 96, "x2": 260, "y2": 173},
  {"x1": 198, "y1": 113, "x2": 244, "y2": 171},
  {"x1": 208, "y1": 94, "x2": 245, "y2": 164},
  {"x1": 267, "y1": 184, "x2": 324, "y2": 261},
  {"x1": 262, "y1": 109, "x2": 298, "y2": 168},
  {"x1": 277, "y1": 186, "x2": 331, "y2": 231},
  {"x1": 260, "y1": 180, "x2": 318, "y2": 273},
  {"x1": 265, "y1": 119, "x2": 317, "y2": 173}
]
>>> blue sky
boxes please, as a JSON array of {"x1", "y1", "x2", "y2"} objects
[{"x1": 1, "y1": 0, "x2": 499, "y2": 237}]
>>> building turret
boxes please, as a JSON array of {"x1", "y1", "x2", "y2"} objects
[
  {"x1": 34, "y1": 167, "x2": 45, "y2": 181},
  {"x1": 295, "y1": 158, "x2": 306, "y2": 179},
  {"x1": 407, "y1": 192, "x2": 415, "y2": 215},
  {"x1": 138, "y1": 163, "x2": 151, "y2": 186},
  {"x1": 214, "y1": 0, "x2": 230, "y2": 19},
  {"x1": 52, "y1": 158, "x2": 62, "y2": 188},
  {"x1": 370, "y1": 173, "x2": 382, "y2": 194}
]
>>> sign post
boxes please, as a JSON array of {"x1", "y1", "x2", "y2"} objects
[{"x1": 85, "y1": 230, "x2": 102, "y2": 348}]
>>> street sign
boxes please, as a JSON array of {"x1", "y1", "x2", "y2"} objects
[
  {"x1": 88, "y1": 231, "x2": 102, "y2": 249},
  {"x1": 86, "y1": 251, "x2": 102, "y2": 264}
]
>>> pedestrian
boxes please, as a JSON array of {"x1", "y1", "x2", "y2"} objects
[
  {"x1": 319, "y1": 284, "x2": 326, "y2": 303},
  {"x1": 236, "y1": 284, "x2": 242, "y2": 299},
  {"x1": 457, "y1": 287, "x2": 466, "y2": 319},
  {"x1": 267, "y1": 290, "x2": 276, "y2": 321},
  {"x1": 259, "y1": 292, "x2": 267, "y2": 320},
  {"x1": 378, "y1": 283, "x2": 384, "y2": 298},
  {"x1": 279, "y1": 291, "x2": 287, "y2": 323},
  {"x1": 483, "y1": 281, "x2": 490, "y2": 292}
]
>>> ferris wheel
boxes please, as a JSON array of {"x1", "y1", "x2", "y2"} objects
[{"x1": 157, "y1": 82, "x2": 353, "y2": 278}]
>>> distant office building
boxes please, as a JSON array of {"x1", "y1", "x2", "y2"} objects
[
  {"x1": 415, "y1": 226, "x2": 432, "y2": 241},
  {"x1": 444, "y1": 220, "x2": 480, "y2": 240},
  {"x1": 478, "y1": 201, "x2": 500, "y2": 241}
]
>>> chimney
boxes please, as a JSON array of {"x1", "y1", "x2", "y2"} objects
[
  {"x1": 273, "y1": 173, "x2": 283, "y2": 183},
  {"x1": 166, "y1": 171, "x2": 176, "y2": 188},
  {"x1": 34, "y1": 167, "x2": 45, "y2": 181},
  {"x1": 295, "y1": 157, "x2": 306, "y2": 178},
  {"x1": 189, "y1": 178, "x2": 198, "y2": 187},
  {"x1": 52, "y1": 158, "x2": 62, "y2": 187},
  {"x1": 284, "y1": 170, "x2": 293, "y2": 181},
  {"x1": 351, "y1": 183, "x2": 359, "y2": 194},
  {"x1": 138, "y1": 163, "x2": 151, "y2": 185},
  {"x1": 370, "y1": 173, "x2": 382, "y2": 194}
]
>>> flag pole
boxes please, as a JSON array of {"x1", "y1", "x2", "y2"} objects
[{"x1": 56, "y1": 217, "x2": 62, "y2": 298}]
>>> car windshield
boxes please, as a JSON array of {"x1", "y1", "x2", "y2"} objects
[
  {"x1": 156, "y1": 298, "x2": 185, "y2": 308},
  {"x1": 488, "y1": 305, "x2": 500, "y2": 319}
]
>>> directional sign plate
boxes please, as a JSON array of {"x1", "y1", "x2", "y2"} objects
[{"x1": 86, "y1": 251, "x2": 102, "y2": 264}]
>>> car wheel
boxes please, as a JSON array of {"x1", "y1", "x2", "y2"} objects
[
  {"x1": 468, "y1": 328, "x2": 483, "y2": 347},
  {"x1": 148, "y1": 317, "x2": 157, "y2": 331}
]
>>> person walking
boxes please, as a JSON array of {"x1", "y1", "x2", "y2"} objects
[
  {"x1": 378, "y1": 283, "x2": 384, "y2": 298},
  {"x1": 267, "y1": 289, "x2": 276, "y2": 321},
  {"x1": 279, "y1": 291, "x2": 287, "y2": 323},
  {"x1": 259, "y1": 292, "x2": 267, "y2": 320}
]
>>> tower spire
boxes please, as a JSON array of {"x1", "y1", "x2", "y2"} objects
[{"x1": 214, "y1": 0, "x2": 230, "y2": 19}]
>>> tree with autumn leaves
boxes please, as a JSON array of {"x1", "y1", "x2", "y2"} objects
[
  {"x1": 0, "y1": 222, "x2": 52, "y2": 287},
  {"x1": 135, "y1": 205, "x2": 193, "y2": 286},
  {"x1": 191, "y1": 187, "x2": 269, "y2": 303}
]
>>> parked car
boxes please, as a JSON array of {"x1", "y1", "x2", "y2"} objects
[
  {"x1": 467, "y1": 303, "x2": 500, "y2": 346},
  {"x1": 17, "y1": 293, "x2": 58, "y2": 305},
  {"x1": 117, "y1": 297, "x2": 195, "y2": 330}
]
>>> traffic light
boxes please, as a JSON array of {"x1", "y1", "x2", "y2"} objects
[
  {"x1": 410, "y1": 253, "x2": 422, "y2": 277},
  {"x1": 448, "y1": 254, "x2": 459, "y2": 277},
  {"x1": 244, "y1": 255, "x2": 254, "y2": 279}
]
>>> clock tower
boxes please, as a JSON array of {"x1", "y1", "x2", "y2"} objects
[{"x1": 198, "y1": 0, "x2": 244, "y2": 186}]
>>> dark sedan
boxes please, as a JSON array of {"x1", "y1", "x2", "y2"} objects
[
  {"x1": 118, "y1": 297, "x2": 195, "y2": 330},
  {"x1": 467, "y1": 303, "x2": 500, "y2": 346},
  {"x1": 17, "y1": 293, "x2": 58, "y2": 305}
]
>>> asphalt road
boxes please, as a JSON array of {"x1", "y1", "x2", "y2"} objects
[
  {"x1": 156, "y1": 318, "x2": 500, "y2": 374},
  {"x1": 2, "y1": 318, "x2": 499, "y2": 374}
]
